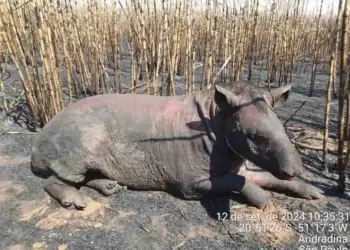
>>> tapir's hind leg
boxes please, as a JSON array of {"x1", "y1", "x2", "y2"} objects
[
  {"x1": 85, "y1": 179, "x2": 127, "y2": 196},
  {"x1": 82, "y1": 170, "x2": 127, "y2": 196},
  {"x1": 44, "y1": 175, "x2": 87, "y2": 210}
]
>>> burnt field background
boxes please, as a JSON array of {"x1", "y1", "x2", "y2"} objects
[{"x1": 1, "y1": 0, "x2": 350, "y2": 249}]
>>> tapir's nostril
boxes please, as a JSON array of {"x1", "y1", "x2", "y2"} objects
[{"x1": 280, "y1": 170, "x2": 297, "y2": 180}]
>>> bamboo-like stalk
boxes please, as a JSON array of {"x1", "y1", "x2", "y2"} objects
[
  {"x1": 266, "y1": 1, "x2": 276, "y2": 90},
  {"x1": 206, "y1": 0, "x2": 217, "y2": 89},
  {"x1": 222, "y1": 1, "x2": 229, "y2": 84},
  {"x1": 2, "y1": 29, "x2": 39, "y2": 121},
  {"x1": 140, "y1": 0, "x2": 150, "y2": 95},
  {"x1": 230, "y1": 8, "x2": 238, "y2": 82},
  {"x1": 309, "y1": 0, "x2": 324, "y2": 97},
  {"x1": 323, "y1": 0, "x2": 343, "y2": 172},
  {"x1": 117, "y1": 9, "x2": 124, "y2": 94},
  {"x1": 0, "y1": 58, "x2": 8, "y2": 111},
  {"x1": 152, "y1": 0, "x2": 160, "y2": 95},
  {"x1": 169, "y1": 0, "x2": 181, "y2": 96},
  {"x1": 1, "y1": 2, "x2": 39, "y2": 121},
  {"x1": 247, "y1": 0, "x2": 259, "y2": 81},
  {"x1": 184, "y1": 0, "x2": 191, "y2": 94},
  {"x1": 288, "y1": 0, "x2": 301, "y2": 84},
  {"x1": 201, "y1": 0, "x2": 211, "y2": 90},
  {"x1": 337, "y1": 0, "x2": 349, "y2": 193}
]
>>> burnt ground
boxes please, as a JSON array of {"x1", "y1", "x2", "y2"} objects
[{"x1": 1, "y1": 60, "x2": 350, "y2": 250}]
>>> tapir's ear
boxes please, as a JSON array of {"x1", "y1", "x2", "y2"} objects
[
  {"x1": 214, "y1": 85, "x2": 240, "y2": 109},
  {"x1": 266, "y1": 84, "x2": 291, "y2": 108}
]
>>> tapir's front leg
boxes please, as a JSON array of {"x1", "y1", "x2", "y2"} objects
[
  {"x1": 240, "y1": 165, "x2": 325, "y2": 200},
  {"x1": 188, "y1": 174, "x2": 272, "y2": 209},
  {"x1": 44, "y1": 175, "x2": 87, "y2": 209}
]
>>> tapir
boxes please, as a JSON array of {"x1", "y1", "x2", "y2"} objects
[{"x1": 30, "y1": 80, "x2": 324, "y2": 210}]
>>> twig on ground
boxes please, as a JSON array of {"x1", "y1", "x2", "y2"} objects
[
  {"x1": 1, "y1": 131, "x2": 38, "y2": 135},
  {"x1": 291, "y1": 139, "x2": 346, "y2": 154},
  {"x1": 220, "y1": 220, "x2": 238, "y2": 243},
  {"x1": 139, "y1": 224, "x2": 150, "y2": 233},
  {"x1": 172, "y1": 240, "x2": 187, "y2": 250},
  {"x1": 179, "y1": 208, "x2": 185, "y2": 218}
]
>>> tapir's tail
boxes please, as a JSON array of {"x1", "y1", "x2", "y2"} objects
[{"x1": 30, "y1": 147, "x2": 53, "y2": 179}]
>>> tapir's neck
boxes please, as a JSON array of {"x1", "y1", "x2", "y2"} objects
[
  {"x1": 190, "y1": 91, "x2": 245, "y2": 174},
  {"x1": 191, "y1": 90, "x2": 225, "y2": 140}
]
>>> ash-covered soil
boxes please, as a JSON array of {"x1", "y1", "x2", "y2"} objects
[{"x1": 0, "y1": 61, "x2": 350, "y2": 250}]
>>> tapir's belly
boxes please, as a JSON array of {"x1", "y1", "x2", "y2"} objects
[
  {"x1": 95, "y1": 139, "x2": 172, "y2": 190},
  {"x1": 69, "y1": 122, "x2": 173, "y2": 190},
  {"x1": 92, "y1": 132, "x2": 212, "y2": 191}
]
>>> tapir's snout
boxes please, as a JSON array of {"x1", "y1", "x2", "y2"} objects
[
  {"x1": 276, "y1": 144, "x2": 304, "y2": 180},
  {"x1": 279, "y1": 166, "x2": 303, "y2": 180}
]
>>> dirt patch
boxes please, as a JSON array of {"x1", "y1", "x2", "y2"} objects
[
  {"x1": 286, "y1": 125, "x2": 339, "y2": 152},
  {"x1": 18, "y1": 195, "x2": 111, "y2": 230},
  {"x1": 227, "y1": 203, "x2": 297, "y2": 247},
  {"x1": 180, "y1": 226, "x2": 218, "y2": 239},
  {"x1": 57, "y1": 244, "x2": 68, "y2": 250},
  {"x1": 173, "y1": 225, "x2": 221, "y2": 249},
  {"x1": 6, "y1": 244, "x2": 28, "y2": 250},
  {"x1": 148, "y1": 215, "x2": 170, "y2": 240},
  {"x1": 37, "y1": 197, "x2": 109, "y2": 230},
  {"x1": 19, "y1": 197, "x2": 51, "y2": 222},
  {"x1": 0, "y1": 156, "x2": 30, "y2": 167},
  {"x1": 0, "y1": 181, "x2": 26, "y2": 203},
  {"x1": 104, "y1": 209, "x2": 137, "y2": 232},
  {"x1": 31, "y1": 242, "x2": 47, "y2": 250},
  {"x1": 117, "y1": 210, "x2": 137, "y2": 218},
  {"x1": 6, "y1": 243, "x2": 50, "y2": 250}
]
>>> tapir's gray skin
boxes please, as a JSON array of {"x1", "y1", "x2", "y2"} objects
[{"x1": 30, "y1": 81, "x2": 324, "y2": 210}]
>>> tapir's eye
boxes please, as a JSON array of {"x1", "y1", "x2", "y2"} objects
[
  {"x1": 226, "y1": 119, "x2": 241, "y2": 132},
  {"x1": 246, "y1": 133, "x2": 269, "y2": 153}
]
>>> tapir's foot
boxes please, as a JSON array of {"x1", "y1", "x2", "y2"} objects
[
  {"x1": 286, "y1": 181, "x2": 325, "y2": 200},
  {"x1": 190, "y1": 173, "x2": 271, "y2": 209},
  {"x1": 44, "y1": 175, "x2": 86, "y2": 210},
  {"x1": 241, "y1": 165, "x2": 325, "y2": 201},
  {"x1": 241, "y1": 182, "x2": 271, "y2": 209},
  {"x1": 85, "y1": 179, "x2": 127, "y2": 196}
]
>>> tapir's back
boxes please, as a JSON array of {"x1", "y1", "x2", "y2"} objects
[{"x1": 37, "y1": 93, "x2": 181, "y2": 141}]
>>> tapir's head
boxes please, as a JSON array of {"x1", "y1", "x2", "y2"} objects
[{"x1": 214, "y1": 82, "x2": 303, "y2": 180}]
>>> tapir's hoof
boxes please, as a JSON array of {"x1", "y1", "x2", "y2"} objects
[
  {"x1": 85, "y1": 179, "x2": 126, "y2": 196},
  {"x1": 44, "y1": 178, "x2": 87, "y2": 210},
  {"x1": 101, "y1": 180, "x2": 126, "y2": 196},
  {"x1": 59, "y1": 190, "x2": 87, "y2": 210},
  {"x1": 292, "y1": 182, "x2": 325, "y2": 200},
  {"x1": 61, "y1": 197, "x2": 87, "y2": 210},
  {"x1": 48, "y1": 190, "x2": 87, "y2": 210},
  {"x1": 241, "y1": 183, "x2": 271, "y2": 209}
]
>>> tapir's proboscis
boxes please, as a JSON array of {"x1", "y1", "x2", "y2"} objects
[{"x1": 30, "y1": 80, "x2": 324, "y2": 210}]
